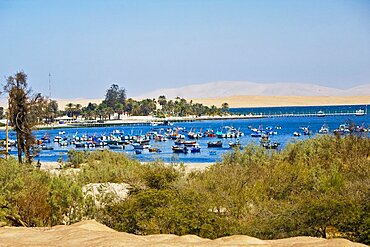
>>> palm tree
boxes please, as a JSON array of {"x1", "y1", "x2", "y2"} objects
[
  {"x1": 65, "y1": 103, "x2": 75, "y2": 117},
  {"x1": 158, "y1": 95, "x2": 167, "y2": 106},
  {"x1": 221, "y1": 102, "x2": 229, "y2": 115},
  {"x1": 75, "y1": 103, "x2": 82, "y2": 118}
]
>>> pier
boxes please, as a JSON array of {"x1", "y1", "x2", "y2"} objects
[{"x1": 259, "y1": 109, "x2": 367, "y2": 118}]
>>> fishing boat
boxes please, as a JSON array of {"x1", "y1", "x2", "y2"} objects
[
  {"x1": 187, "y1": 128, "x2": 201, "y2": 139},
  {"x1": 207, "y1": 141, "x2": 222, "y2": 148},
  {"x1": 250, "y1": 131, "x2": 262, "y2": 137},
  {"x1": 54, "y1": 136, "x2": 62, "y2": 142},
  {"x1": 172, "y1": 145, "x2": 188, "y2": 153},
  {"x1": 203, "y1": 128, "x2": 216, "y2": 137},
  {"x1": 251, "y1": 124, "x2": 263, "y2": 137},
  {"x1": 149, "y1": 147, "x2": 162, "y2": 153},
  {"x1": 108, "y1": 144, "x2": 124, "y2": 149},
  {"x1": 132, "y1": 143, "x2": 150, "y2": 149},
  {"x1": 40, "y1": 144, "x2": 54, "y2": 150},
  {"x1": 318, "y1": 124, "x2": 329, "y2": 134},
  {"x1": 75, "y1": 142, "x2": 85, "y2": 148},
  {"x1": 59, "y1": 140, "x2": 69, "y2": 147},
  {"x1": 229, "y1": 139, "x2": 241, "y2": 148},
  {"x1": 41, "y1": 132, "x2": 51, "y2": 143},
  {"x1": 190, "y1": 144, "x2": 201, "y2": 153},
  {"x1": 174, "y1": 139, "x2": 185, "y2": 145},
  {"x1": 170, "y1": 133, "x2": 185, "y2": 140},
  {"x1": 183, "y1": 141, "x2": 198, "y2": 147},
  {"x1": 261, "y1": 141, "x2": 280, "y2": 149},
  {"x1": 300, "y1": 126, "x2": 312, "y2": 135},
  {"x1": 293, "y1": 131, "x2": 301, "y2": 137},
  {"x1": 154, "y1": 134, "x2": 167, "y2": 142}
]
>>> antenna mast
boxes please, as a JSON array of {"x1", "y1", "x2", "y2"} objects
[{"x1": 48, "y1": 73, "x2": 51, "y2": 99}]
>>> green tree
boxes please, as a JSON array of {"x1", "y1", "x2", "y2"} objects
[
  {"x1": 3, "y1": 72, "x2": 41, "y2": 163},
  {"x1": 103, "y1": 84, "x2": 126, "y2": 111},
  {"x1": 221, "y1": 102, "x2": 229, "y2": 114},
  {"x1": 47, "y1": 100, "x2": 59, "y2": 121},
  {"x1": 158, "y1": 95, "x2": 167, "y2": 107},
  {"x1": 0, "y1": 107, "x2": 4, "y2": 119},
  {"x1": 65, "y1": 103, "x2": 75, "y2": 117}
]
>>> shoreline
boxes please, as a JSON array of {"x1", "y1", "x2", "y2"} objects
[
  {"x1": 0, "y1": 114, "x2": 264, "y2": 131},
  {"x1": 39, "y1": 161, "x2": 213, "y2": 174}
]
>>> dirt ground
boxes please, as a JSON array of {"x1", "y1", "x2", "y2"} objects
[{"x1": 0, "y1": 220, "x2": 366, "y2": 247}]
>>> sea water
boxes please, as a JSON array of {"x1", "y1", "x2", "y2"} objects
[{"x1": 1, "y1": 105, "x2": 369, "y2": 163}]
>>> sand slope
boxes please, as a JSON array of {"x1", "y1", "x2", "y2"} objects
[
  {"x1": 191, "y1": 95, "x2": 370, "y2": 108},
  {"x1": 137, "y1": 81, "x2": 370, "y2": 99},
  {"x1": 0, "y1": 220, "x2": 366, "y2": 247}
]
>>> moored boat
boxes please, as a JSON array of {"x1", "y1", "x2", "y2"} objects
[
  {"x1": 261, "y1": 141, "x2": 280, "y2": 149},
  {"x1": 229, "y1": 139, "x2": 241, "y2": 148},
  {"x1": 108, "y1": 144, "x2": 124, "y2": 149},
  {"x1": 318, "y1": 124, "x2": 329, "y2": 134},
  {"x1": 191, "y1": 145, "x2": 201, "y2": 153},
  {"x1": 355, "y1": 109, "x2": 365, "y2": 116},
  {"x1": 317, "y1": 110, "x2": 325, "y2": 117},
  {"x1": 207, "y1": 141, "x2": 222, "y2": 148},
  {"x1": 172, "y1": 145, "x2": 188, "y2": 153}
]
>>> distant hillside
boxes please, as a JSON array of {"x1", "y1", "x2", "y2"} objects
[{"x1": 136, "y1": 81, "x2": 370, "y2": 99}]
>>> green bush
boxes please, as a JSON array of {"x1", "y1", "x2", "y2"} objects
[
  {"x1": 0, "y1": 158, "x2": 83, "y2": 227},
  {"x1": 0, "y1": 135, "x2": 369, "y2": 244}
]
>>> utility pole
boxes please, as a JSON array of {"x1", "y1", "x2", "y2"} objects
[
  {"x1": 5, "y1": 107, "x2": 9, "y2": 159},
  {"x1": 48, "y1": 73, "x2": 51, "y2": 99}
]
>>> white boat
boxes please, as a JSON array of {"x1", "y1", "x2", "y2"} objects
[
  {"x1": 293, "y1": 132, "x2": 301, "y2": 137},
  {"x1": 355, "y1": 109, "x2": 365, "y2": 116},
  {"x1": 132, "y1": 143, "x2": 151, "y2": 149},
  {"x1": 317, "y1": 111, "x2": 325, "y2": 117},
  {"x1": 319, "y1": 124, "x2": 329, "y2": 134}
]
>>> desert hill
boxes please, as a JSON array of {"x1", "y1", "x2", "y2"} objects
[
  {"x1": 136, "y1": 81, "x2": 370, "y2": 99},
  {"x1": 1, "y1": 81, "x2": 369, "y2": 109},
  {"x1": 0, "y1": 220, "x2": 366, "y2": 247}
]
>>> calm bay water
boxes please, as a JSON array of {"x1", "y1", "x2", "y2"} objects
[{"x1": 1, "y1": 105, "x2": 369, "y2": 163}]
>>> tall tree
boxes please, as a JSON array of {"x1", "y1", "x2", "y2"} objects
[
  {"x1": 3, "y1": 72, "x2": 43, "y2": 163},
  {"x1": 158, "y1": 95, "x2": 167, "y2": 106},
  {"x1": 47, "y1": 100, "x2": 59, "y2": 121},
  {"x1": 65, "y1": 103, "x2": 75, "y2": 117},
  {"x1": 221, "y1": 102, "x2": 229, "y2": 114},
  {"x1": 103, "y1": 84, "x2": 126, "y2": 111}
]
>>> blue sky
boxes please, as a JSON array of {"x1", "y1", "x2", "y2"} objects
[{"x1": 0, "y1": 0, "x2": 369, "y2": 99}]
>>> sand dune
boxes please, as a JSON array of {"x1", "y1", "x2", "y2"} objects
[
  {"x1": 0, "y1": 220, "x2": 366, "y2": 247},
  {"x1": 191, "y1": 95, "x2": 370, "y2": 108},
  {"x1": 137, "y1": 81, "x2": 370, "y2": 99}
]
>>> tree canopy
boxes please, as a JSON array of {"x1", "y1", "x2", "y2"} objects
[
  {"x1": 103, "y1": 84, "x2": 126, "y2": 111},
  {"x1": 3, "y1": 72, "x2": 48, "y2": 163}
]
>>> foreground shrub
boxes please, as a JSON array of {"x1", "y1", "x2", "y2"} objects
[
  {"x1": 0, "y1": 135, "x2": 369, "y2": 244},
  {"x1": 0, "y1": 158, "x2": 83, "y2": 227},
  {"x1": 95, "y1": 136, "x2": 370, "y2": 243}
]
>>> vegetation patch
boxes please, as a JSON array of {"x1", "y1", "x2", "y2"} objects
[{"x1": 0, "y1": 135, "x2": 369, "y2": 244}]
